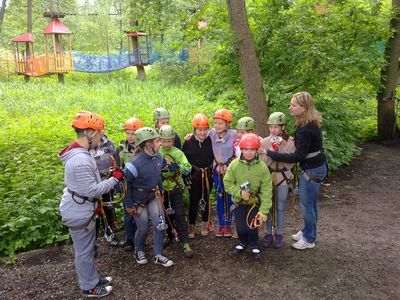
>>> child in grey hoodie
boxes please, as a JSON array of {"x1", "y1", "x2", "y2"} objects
[{"x1": 59, "y1": 111, "x2": 124, "y2": 298}]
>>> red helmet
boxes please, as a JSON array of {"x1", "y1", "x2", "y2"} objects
[
  {"x1": 124, "y1": 117, "x2": 144, "y2": 131},
  {"x1": 239, "y1": 133, "x2": 260, "y2": 149},
  {"x1": 213, "y1": 108, "x2": 232, "y2": 123},
  {"x1": 71, "y1": 111, "x2": 104, "y2": 131},
  {"x1": 192, "y1": 113, "x2": 209, "y2": 129}
]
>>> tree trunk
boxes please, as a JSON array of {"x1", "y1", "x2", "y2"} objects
[
  {"x1": 0, "y1": 0, "x2": 7, "y2": 36},
  {"x1": 137, "y1": 65, "x2": 146, "y2": 81},
  {"x1": 377, "y1": 0, "x2": 400, "y2": 140},
  {"x1": 24, "y1": 0, "x2": 32, "y2": 83},
  {"x1": 226, "y1": 0, "x2": 268, "y2": 137}
]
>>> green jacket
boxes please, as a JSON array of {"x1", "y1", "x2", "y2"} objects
[
  {"x1": 159, "y1": 146, "x2": 192, "y2": 192},
  {"x1": 224, "y1": 156, "x2": 272, "y2": 214}
]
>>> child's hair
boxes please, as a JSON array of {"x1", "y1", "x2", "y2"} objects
[
  {"x1": 292, "y1": 91, "x2": 323, "y2": 128},
  {"x1": 281, "y1": 130, "x2": 290, "y2": 141}
]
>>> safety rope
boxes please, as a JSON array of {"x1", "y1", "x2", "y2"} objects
[
  {"x1": 156, "y1": 188, "x2": 179, "y2": 241},
  {"x1": 245, "y1": 203, "x2": 263, "y2": 229},
  {"x1": 290, "y1": 164, "x2": 299, "y2": 216}
]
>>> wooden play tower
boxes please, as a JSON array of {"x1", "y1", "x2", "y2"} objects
[{"x1": 12, "y1": 18, "x2": 73, "y2": 79}]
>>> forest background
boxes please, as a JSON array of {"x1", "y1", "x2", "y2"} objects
[{"x1": 0, "y1": 0, "x2": 394, "y2": 260}]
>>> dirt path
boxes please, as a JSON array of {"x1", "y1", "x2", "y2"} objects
[{"x1": 1, "y1": 142, "x2": 399, "y2": 300}]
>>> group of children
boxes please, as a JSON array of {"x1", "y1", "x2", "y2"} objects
[
  {"x1": 60, "y1": 103, "x2": 310, "y2": 297},
  {"x1": 100, "y1": 107, "x2": 297, "y2": 261}
]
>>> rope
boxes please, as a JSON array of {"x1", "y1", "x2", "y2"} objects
[
  {"x1": 245, "y1": 203, "x2": 262, "y2": 229},
  {"x1": 290, "y1": 164, "x2": 299, "y2": 216},
  {"x1": 156, "y1": 188, "x2": 179, "y2": 241}
]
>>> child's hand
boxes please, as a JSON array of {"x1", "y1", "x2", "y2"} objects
[
  {"x1": 241, "y1": 190, "x2": 251, "y2": 201},
  {"x1": 256, "y1": 211, "x2": 268, "y2": 222},
  {"x1": 184, "y1": 133, "x2": 193, "y2": 141},
  {"x1": 271, "y1": 141, "x2": 281, "y2": 151}
]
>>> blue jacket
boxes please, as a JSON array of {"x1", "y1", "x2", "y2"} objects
[{"x1": 124, "y1": 150, "x2": 163, "y2": 208}]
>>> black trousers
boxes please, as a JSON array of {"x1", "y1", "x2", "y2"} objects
[
  {"x1": 234, "y1": 204, "x2": 259, "y2": 248},
  {"x1": 164, "y1": 187, "x2": 189, "y2": 243},
  {"x1": 188, "y1": 170, "x2": 213, "y2": 224}
]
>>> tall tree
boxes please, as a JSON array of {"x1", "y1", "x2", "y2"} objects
[
  {"x1": 377, "y1": 0, "x2": 400, "y2": 140},
  {"x1": 226, "y1": 0, "x2": 268, "y2": 137},
  {"x1": 0, "y1": 0, "x2": 7, "y2": 35}
]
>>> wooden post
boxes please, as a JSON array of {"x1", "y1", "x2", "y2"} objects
[
  {"x1": 25, "y1": 0, "x2": 32, "y2": 82},
  {"x1": 132, "y1": 34, "x2": 146, "y2": 81},
  {"x1": 50, "y1": 0, "x2": 64, "y2": 84}
]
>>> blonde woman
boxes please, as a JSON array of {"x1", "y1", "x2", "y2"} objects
[{"x1": 266, "y1": 92, "x2": 327, "y2": 250}]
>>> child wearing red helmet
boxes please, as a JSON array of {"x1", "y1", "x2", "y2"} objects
[{"x1": 224, "y1": 133, "x2": 272, "y2": 259}]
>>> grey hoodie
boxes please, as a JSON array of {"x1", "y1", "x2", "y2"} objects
[{"x1": 59, "y1": 144, "x2": 118, "y2": 227}]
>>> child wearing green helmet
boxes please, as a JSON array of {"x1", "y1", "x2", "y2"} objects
[
  {"x1": 159, "y1": 125, "x2": 194, "y2": 258},
  {"x1": 124, "y1": 127, "x2": 174, "y2": 268},
  {"x1": 259, "y1": 112, "x2": 295, "y2": 249},
  {"x1": 153, "y1": 107, "x2": 182, "y2": 149}
]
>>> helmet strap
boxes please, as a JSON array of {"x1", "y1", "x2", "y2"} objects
[{"x1": 84, "y1": 129, "x2": 98, "y2": 148}]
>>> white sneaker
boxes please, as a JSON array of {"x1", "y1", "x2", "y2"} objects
[
  {"x1": 292, "y1": 237, "x2": 315, "y2": 250},
  {"x1": 291, "y1": 230, "x2": 303, "y2": 241},
  {"x1": 154, "y1": 255, "x2": 174, "y2": 267},
  {"x1": 134, "y1": 251, "x2": 148, "y2": 264}
]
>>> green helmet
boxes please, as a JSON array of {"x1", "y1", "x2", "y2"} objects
[
  {"x1": 135, "y1": 127, "x2": 159, "y2": 145},
  {"x1": 153, "y1": 107, "x2": 171, "y2": 121},
  {"x1": 236, "y1": 117, "x2": 255, "y2": 130},
  {"x1": 159, "y1": 125, "x2": 176, "y2": 139},
  {"x1": 267, "y1": 112, "x2": 286, "y2": 125}
]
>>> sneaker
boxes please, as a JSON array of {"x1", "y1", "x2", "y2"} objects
[
  {"x1": 134, "y1": 251, "x2": 148, "y2": 264},
  {"x1": 122, "y1": 239, "x2": 134, "y2": 252},
  {"x1": 273, "y1": 234, "x2": 284, "y2": 248},
  {"x1": 105, "y1": 233, "x2": 120, "y2": 246},
  {"x1": 262, "y1": 233, "x2": 273, "y2": 248},
  {"x1": 200, "y1": 222, "x2": 209, "y2": 236},
  {"x1": 291, "y1": 230, "x2": 303, "y2": 241},
  {"x1": 188, "y1": 224, "x2": 195, "y2": 239},
  {"x1": 215, "y1": 226, "x2": 224, "y2": 237},
  {"x1": 251, "y1": 248, "x2": 261, "y2": 259},
  {"x1": 183, "y1": 243, "x2": 194, "y2": 258},
  {"x1": 154, "y1": 255, "x2": 174, "y2": 267},
  {"x1": 234, "y1": 244, "x2": 245, "y2": 254},
  {"x1": 82, "y1": 285, "x2": 112, "y2": 298},
  {"x1": 224, "y1": 226, "x2": 233, "y2": 237},
  {"x1": 97, "y1": 276, "x2": 112, "y2": 287},
  {"x1": 292, "y1": 237, "x2": 315, "y2": 250}
]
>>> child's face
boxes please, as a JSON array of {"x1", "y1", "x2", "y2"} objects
[
  {"x1": 156, "y1": 118, "x2": 170, "y2": 129},
  {"x1": 269, "y1": 125, "x2": 283, "y2": 137},
  {"x1": 213, "y1": 118, "x2": 228, "y2": 133},
  {"x1": 87, "y1": 130, "x2": 102, "y2": 148},
  {"x1": 160, "y1": 138, "x2": 174, "y2": 149},
  {"x1": 237, "y1": 129, "x2": 253, "y2": 139},
  {"x1": 195, "y1": 128, "x2": 208, "y2": 140},
  {"x1": 242, "y1": 148, "x2": 257, "y2": 160},
  {"x1": 125, "y1": 130, "x2": 136, "y2": 144}
]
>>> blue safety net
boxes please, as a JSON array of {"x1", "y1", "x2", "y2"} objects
[
  {"x1": 72, "y1": 48, "x2": 189, "y2": 73},
  {"x1": 73, "y1": 51, "x2": 130, "y2": 73}
]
